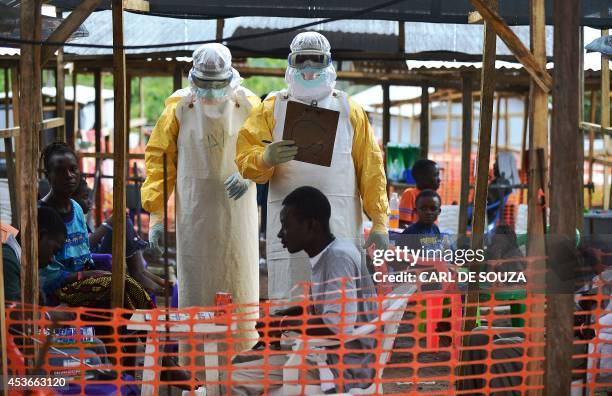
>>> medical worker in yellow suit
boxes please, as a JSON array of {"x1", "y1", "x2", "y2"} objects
[
  {"x1": 235, "y1": 32, "x2": 390, "y2": 300},
  {"x1": 142, "y1": 43, "x2": 259, "y2": 351}
]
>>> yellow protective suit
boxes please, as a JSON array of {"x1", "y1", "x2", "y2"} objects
[
  {"x1": 236, "y1": 90, "x2": 389, "y2": 299},
  {"x1": 142, "y1": 87, "x2": 261, "y2": 353}
]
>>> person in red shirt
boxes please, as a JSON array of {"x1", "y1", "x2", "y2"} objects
[{"x1": 399, "y1": 159, "x2": 441, "y2": 228}]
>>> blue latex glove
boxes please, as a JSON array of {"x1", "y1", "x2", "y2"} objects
[
  {"x1": 363, "y1": 231, "x2": 389, "y2": 251},
  {"x1": 148, "y1": 223, "x2": 165, "y2": 255},
  {"x1": 224, "y1": 172, "x2": 251, "y2": 200}
]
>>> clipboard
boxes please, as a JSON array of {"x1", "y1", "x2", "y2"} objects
[{"x1": 282, "y1": 100, "x2": 339, "y2": 167}]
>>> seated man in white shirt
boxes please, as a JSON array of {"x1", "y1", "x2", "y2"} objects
[{"x1": 230, "y1": 186, "x2": 378, "y2": 395}]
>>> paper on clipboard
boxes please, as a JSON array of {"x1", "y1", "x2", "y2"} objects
[{"x1": 282, "y1": 100, "x2": 339, "y2": 167}]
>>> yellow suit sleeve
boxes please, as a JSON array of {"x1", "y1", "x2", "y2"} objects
[
  {"x1": 349, "y1": 97, "x2": 390, "y2": 233},
  {"x1": 235, "y1": 96, "x2": 276, "y2": 184},
  {"x1": 246, "y1": 94, "x2": 262, "y2": 109},
  {"x1": 141, "y1": 95, "x2": 182, "y2": 214}
]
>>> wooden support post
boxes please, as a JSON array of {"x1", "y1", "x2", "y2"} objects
[
  {"x1": 458, "y1": 76, "x2": 473, "y2": 236},
  {"x1": 127, "y1": 74, "x2": 132, "y2": 130},
  {"x1": 173, "y1": 65, "x2": 183, "y2": 92},
  {"x1": 94, "y1": 70, "x2": 103, "y2": 227},
  {"x1": 55, "y1": 58, "x2": 66, "y2": 141},
  {"x1": 445, "y1": 99, "x2": 452, "y2": 153},
  {"x1": 398, "y1": 21, "x2": 405, "y2": 53},
  {"x1": 526, "y1": 0, "x2": 548, "y2": 392},
  {"x1": 519, "y1": 91, "x2": 529, "y2": 204},
  {"x1": 0, "y1": 235, "x2": 7, "y2": 396},
  {"x1": 3, "y1": 69, "x2": 8, "y2": 127},
  {"x1": 419, "y1": 84, "x2": 429, "y2": 159},
  {"x1": 494, "y1": 93, "x2": 501, "y2": 155},
  {"x1": 10, "y1": 68, "x2": 20, "y2": 230},
  {"x1": 216, "y1": 18, "x2": 225, "y2": 42},
  {"x1": 41, "y1": 0, "x2": 103, "y2": 67},
  {"x1": 70, "y1": 71, "x2": 78, "y2": 150},
  {"x1": 3, "y1": 69, "x2": 17, "y2": 227},
  {"x1": 54, "y1": 8, "x2": 66, "y2": 142},
  {"x1": 461, "y1": 0, "x2": 496, "y2": 336},
  {"x1": 19, "y1": 0, "x2": 42, "y2": 313},
  {"x1": 382, "y1": 83, "x2": 391, "y2": 167},
  {"x1": 546, "y1": 0, "x2": 580, "y2": 393},
  {"x1": 504, "y1": 96, "x2": 510, "y2": 150},
  {"x1": 602, "y1": 29, "x2": 610, "y2": 210},
  {"x1": 397, "y1": 110, "x2": 403, "y2": 142},
  {"x1": 469, "y1": 0, "x2": 552, "y2": 92},
  {"x1": 138, "y1": 76, "x2": 144, "y2": 145},
  {"x1": 577, "y1": 28, "x2": 585, "y2": 232},
  {"x1": 410, "y1": 103, "x2": 417, "y2": 143},
  {"x1": 588, "y1": 91, "x2": 596, "y2": 208},
  {"x1": 111, "y1": 0, "x2": 127, "y2": 308}
]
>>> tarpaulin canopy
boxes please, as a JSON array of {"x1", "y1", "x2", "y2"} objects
[{"x1": 47, "y1": 0, "x2": 612, "y2": 28}]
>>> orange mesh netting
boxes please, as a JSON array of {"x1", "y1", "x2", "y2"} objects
[{"x1": 2, "y1": 254, "x2": 610, "y2": 395}]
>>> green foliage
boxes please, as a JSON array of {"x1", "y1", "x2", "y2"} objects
[
  {"x1": 139, "y1": 77, "x2": 175, "y2": 122},
  {"x1": 241, "y1": 58, "x2": 287, "y2": 97}
]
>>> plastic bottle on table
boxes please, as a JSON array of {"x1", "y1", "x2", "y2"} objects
[{"x1": 389, "y1": 192, "x2": 400, "y2": 229}]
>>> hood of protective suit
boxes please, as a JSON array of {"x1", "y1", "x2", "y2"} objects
[
  {"x1": 187, "y1": 43, "x2": 243, "y2": 117},
  {"x1": 285, "y1": 31, "x2": 336, "y2": 102},
  {"x1": 189, "y1": 68, "x2": 243, "y2": 118}
]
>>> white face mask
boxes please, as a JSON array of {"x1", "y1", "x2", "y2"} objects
[{"x1": 285, "y1": 64, "x2": 337, "y2": 102}]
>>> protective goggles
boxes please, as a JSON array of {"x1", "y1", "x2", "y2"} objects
[
  {"x1": 190, "y1": 75, "x2": 232, "y2": 90},
  {"x1": 287, "y1": 50, "x2": 332, "y2": 69}
]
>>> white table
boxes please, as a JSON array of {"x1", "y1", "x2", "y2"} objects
[{"x1": 127, "y1": 312, "x2": 235, "y2": 396}]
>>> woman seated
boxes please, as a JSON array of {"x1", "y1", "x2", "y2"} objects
[
  {"x1": 38, "y1": 142, "x2": 154, "y2": 309},
  {"x1": 72, "y1": 177, "x2": 164, "y2": 294}
]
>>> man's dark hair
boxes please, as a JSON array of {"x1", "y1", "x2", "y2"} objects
[
  {"x1": 411, "y1": 159, "x2": 438, "y2": 179},
  {"x1": 415, "y1": 189, "x2": 441, "y2": 207},
  {"x1": 38, "y1": 206, "x2": 67, "y2": 238},
  {"x1": 282, "y1": 186, "x2": 331, "y2": 231}
]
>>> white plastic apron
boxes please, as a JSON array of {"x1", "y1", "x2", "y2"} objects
[
  {"x1": 175, "y1": 87, "x2": 259, "y2": 351},
  {"x1": 267, "y1": 90, "x2": 363, "y2": 299}
]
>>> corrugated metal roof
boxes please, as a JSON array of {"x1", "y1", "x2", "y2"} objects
[
  {"x1": 0, "y1": 4, "x2": 87, "y2": 43},
  {"x1": 46, "y1": 0, "x2": 612, "y2": 28},
  {"x1": 62, "y1": 11, "x2": 556, "y2": 60},
  {"x1": 64, "y1": 11, "x2": 215, "y2": 56},
  {"x1": 403, "y1": 23, "x2": 553, "y2": 59}
]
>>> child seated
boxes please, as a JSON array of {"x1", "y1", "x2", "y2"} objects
[
  {"x1": 399, "y1": 159, "x2": 441, "y2": 228},
  {"x1": 72, "y1": 177, "x2": 164, "y2": 294},
  {"x1": 401, "y1": 189, "x2": 451, "y2": 254}
]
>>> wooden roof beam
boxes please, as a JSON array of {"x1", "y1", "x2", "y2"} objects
[
  {"x1": 469, "y1": 0, "x2": 553, "y2": 93},
  {"x1": 41, "y1": 0, "x2": 102, "y2": 67},
  {"x1": 123, "y1": 0, "x2": 149, "y2": 12}
]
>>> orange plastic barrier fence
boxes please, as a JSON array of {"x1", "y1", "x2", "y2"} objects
[{"x1": 2, "y1": 256, "x2": 610, "y2": 395}]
